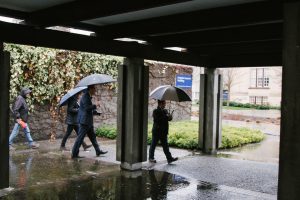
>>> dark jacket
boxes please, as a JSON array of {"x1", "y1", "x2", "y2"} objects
[
  {"x1": 77, "y1": 90, "x2": 97, "y2": 126},
  {"x1": 66, "y1": 96, "x2": 79, "y2": 125},
  {"x1": 12, "y1": 88, "x2": 31, "y2": 122},
  {"x1": 152, "y1": 106, "x2": 172, "y2": 136}
]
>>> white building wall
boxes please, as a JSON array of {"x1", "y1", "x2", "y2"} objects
[
  {"x1": 192, "y1": 66, "x2": 204, "y2": 102},
  {"x1": 226, "y1": 67, "x2": 282, "y2": 106},
  {"x1": 192, "y1": 67, "x2": 282, "y2": 106}
]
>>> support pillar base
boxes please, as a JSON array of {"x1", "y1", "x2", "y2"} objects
[
  {"x1": 203, "y1": 149, "x2": 217, "y2": 155},
  {"x1": 120, "y1": 162, "x2": 142, "y2": 171}
]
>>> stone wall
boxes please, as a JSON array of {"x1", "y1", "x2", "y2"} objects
[
  {"x1": 9, "y1": 61, "x2": 192, "y2": 142},
  {"x1": 147, "y1": 61, "x2": 192, "y2": 121}
]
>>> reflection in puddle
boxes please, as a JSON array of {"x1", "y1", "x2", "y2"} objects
[
  {"x1": 1, "y1": 153, "x2": 190, "y2": 199},
  {"x1": 197, "y1": 181, "x2": 219, "y2": 190},
  {"x1": 2, "y1": 170, "x2": 189, "y2": 199},
  {"x1": 0, "y1": 153, "x2": 276, "y2": 200}
]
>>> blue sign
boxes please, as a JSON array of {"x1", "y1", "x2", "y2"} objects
[
  {"x1": 175, "y1": 74, "x2": 192, "y2": 88},
  {"x1": 223, "y1": 91, "x2": 229, "y2": 101}
]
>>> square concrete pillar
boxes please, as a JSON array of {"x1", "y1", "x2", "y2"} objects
[
  {"x1": 198, "y1": 68, "x2": 222, "y2": 154},
  {"x1": 0, "y1": 44, "x2": 10, "y2": 189},
  {"x1": 116, "y1": 58, "x2": 149, "y2": 170},
  {"x1": 278, "y1": 2, "x2": 300, "y2": 199}
]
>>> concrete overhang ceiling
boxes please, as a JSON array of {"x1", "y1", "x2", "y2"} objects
[{"x1": 0, "y1": 0, "x2": 283, "y2": 67}]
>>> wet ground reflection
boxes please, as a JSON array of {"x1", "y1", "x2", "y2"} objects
[
  {"x1": 1, "y1": 153, "x2": 190, "y2": 200},
  {"x1": 218, "y1": 135, "x2": 279, "y2": 163}
]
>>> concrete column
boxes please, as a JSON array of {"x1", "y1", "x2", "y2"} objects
[
  {"x1": 278, "y1": 2, "x2": 300, "y2": 199},
  {"x1": 116, "y1": 57, "x2": 149, "y2": 170},
  {"x1": 0, "y1": 43, "x2": 10, "y2": 189},
  {"x1": 198, "y1": 68, "x2": 222, "y2": 153}
]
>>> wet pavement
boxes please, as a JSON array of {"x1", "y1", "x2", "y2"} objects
[{"x1": 1, "y1": 138, "x2": 278, "y2": 199}]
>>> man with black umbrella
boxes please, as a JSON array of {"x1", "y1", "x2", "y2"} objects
[
  {"x1": 71, "y1": 85, "x2": 107, "y2": 158},
  {"x1": 60, "y1": 93, "x2": 92, "y2": 151},
  {"x1": 149, "y1": 100, "x2": 178, "y2": 164}
]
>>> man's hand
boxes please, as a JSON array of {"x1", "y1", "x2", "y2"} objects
[{"x1": 167, "y1": 111, "x2": 173, "y2": 121}]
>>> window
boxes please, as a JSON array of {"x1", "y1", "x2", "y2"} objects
[
  {"x1": 250, "y1": 68, "x2": 269, "y2": 88},
  {"x1": 249, "y1": 96, "x2": 268, "y2": 105}
]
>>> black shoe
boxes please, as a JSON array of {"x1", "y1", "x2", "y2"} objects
[
  {"x1": 149, "y1": 158, "x2": 157, "y2": 163},
  {"x1": 71, "y1": 155, "x2": 85, "y2": 159},
  {"x1": 83, "y1": 144, "x2": 92, "y2": 151},
  {"x1": 96, "y1": 150, "x2": 108, "y2": 157},
  {"x1": 167, "y1": 157, "x2": 178, "y2": 164}
]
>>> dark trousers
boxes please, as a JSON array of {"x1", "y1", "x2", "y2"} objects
[
  {"x1": 149, "y1": 132, "x2": 172, "y2": 160},
  {"x1": 72, "y1": 124, "x2": 100, "y2": 157},
  {"x1": 61, "y1": 124, "x2": 87, "y2": 148}
]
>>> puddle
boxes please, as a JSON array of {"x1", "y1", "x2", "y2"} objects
[
  {"x1": 1, "y1": 170, "x2": 190, "y2": 199},
  {"x1": 1, "y1": 153, "x2": 191, "y2": 199},
  {"x1": 218, "y1": 135, "x2": 279, "y2": 163},
  {"x1": 197, "y1": 181, "x2": 219, "y2": 190},
  {"x1": 0, "y1": 151, "x2": 276, "y2": 200}
]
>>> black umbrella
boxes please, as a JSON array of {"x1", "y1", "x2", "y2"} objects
[
  {"x1": 59, "y1": 86, "x2": 87, "y2": 107},
  {"x1": 149, "y1": 85, "x2": 191, "y2": 102},
  {"x1": 75, "y1": 74, "x2": 116, "y2": 87}
]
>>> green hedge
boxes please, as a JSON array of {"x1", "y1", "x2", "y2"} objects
[
  {"x1": 223, "y1": 101, "x2": 280, "y2": 110},
  {"x1": 95, "y1": 121, "x2": 265, "y2": 149}
]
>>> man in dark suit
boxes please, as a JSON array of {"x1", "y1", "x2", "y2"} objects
[
  {"x1": 71, "y1": 85, "x2": 107, "y2": 158},
  {"x1": 60, "y1": 94, "x2": 92, "y2": 151},
  {"x1": 149, "y1": 100, "x2": 178, "y2": 164}
]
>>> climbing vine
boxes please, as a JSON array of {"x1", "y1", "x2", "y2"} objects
[{"x1": 5, "y1": 43, "x2": 121, "y2": 139}]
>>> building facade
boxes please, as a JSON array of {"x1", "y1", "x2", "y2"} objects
[{"x1": 192, "y1": 67, "x2": 282, "y2": 106}]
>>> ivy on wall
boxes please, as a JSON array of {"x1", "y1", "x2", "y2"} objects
[
  {"x1": 5, "y1": 43, "x2": 121, "y2": 139},
  {"x1": 5, "y1": 43, "x2": 121, "y2": 107}
]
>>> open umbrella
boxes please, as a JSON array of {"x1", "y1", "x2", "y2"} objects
[
  {"x1": 59, "y1": 86, "x2": 87, "y2": 107},
  {"x1": 149, "y1": 85, "x2": 191, "y2": 102},
  {"x1": 75, "y1": 74, "x2": 116, "y2": 87}
]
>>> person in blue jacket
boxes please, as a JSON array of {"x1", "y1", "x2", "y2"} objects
[{"x1": 71, "y1": 85, "x2": 107, "y2": 158}]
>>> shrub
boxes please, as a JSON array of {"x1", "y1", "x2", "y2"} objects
[
  {"x1": 96, "y1": 121, "x2": 265, "y2": 150},
  {"x1": 95, "y1": 126, "x2": 117, "y2": 139},
  {"x1": 223, "y1": 101, "x2": 280, "y2": 110}
]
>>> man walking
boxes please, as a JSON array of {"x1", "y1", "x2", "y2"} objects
[
  {"x1": 71, "y1": 85, "x2": 107, "y2": 158},
  {"x1": 149, "y1": 100, "x2": 178, "y2": 164},
  {"x1": 60, "y1": 94, "x2": 92, "y2": 151},
  {"x1": 9, "y1": 87, "x2": 39, "y2": 149}
]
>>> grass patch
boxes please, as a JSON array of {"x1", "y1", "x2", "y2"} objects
[
  {"x1": 95, "y1": 121, "x2": 265, "y2": 149},
  {"x1": 222, "y1": 106, "x2": 251, "y2": 110}
]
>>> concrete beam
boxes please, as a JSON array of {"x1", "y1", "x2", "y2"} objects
[
  {"x1": 278, "y1": 2, "x2": 300, "y2": 199},
  {"x1": 0, "y1": 21, "x2": 207, "y2": 67},
  {"x1": 116, "y1": 58, "x2": 149, "y2": 170},
  {"x1": 0, "y1": 43, "x2": 10, "y2": 189}
]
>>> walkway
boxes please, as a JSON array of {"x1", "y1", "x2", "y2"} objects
[{"x1": 1, "y1": 138, "x2": 278, "y2": 199}]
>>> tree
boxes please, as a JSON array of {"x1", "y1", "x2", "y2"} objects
[{"x1": 220, "y1": 68, "x2": 241, "y2": 106}]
